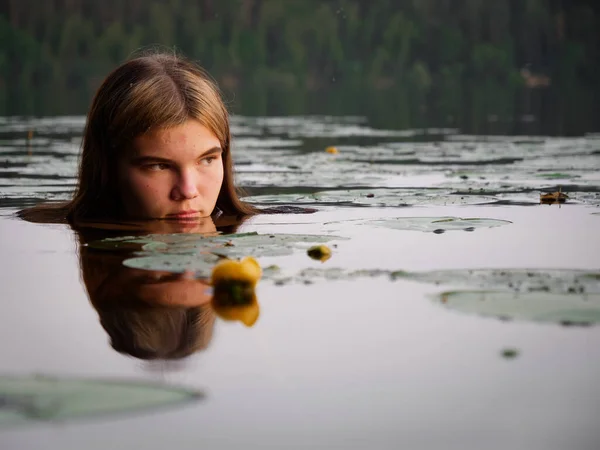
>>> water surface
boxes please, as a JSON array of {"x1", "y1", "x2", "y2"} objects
[{"x1": 1, "y1": 116, "x2": 599, "y2": 449}]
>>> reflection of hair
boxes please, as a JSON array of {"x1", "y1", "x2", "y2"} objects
[
  {"x1": 80, "y1": 243, "x2": 216, "y2": 360},
  {"x1": 19, "y1": 51, "x2": 257, "y2": 224},
  {"x1": 96, "y1": 303, "x2": 215, "y2": 360}
]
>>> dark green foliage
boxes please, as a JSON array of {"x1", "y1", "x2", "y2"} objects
[{"x1": 0, "y1": 0, "x2": 598, "y2": 134}]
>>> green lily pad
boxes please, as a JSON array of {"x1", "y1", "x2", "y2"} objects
[
  {"x1": 0, "y1": 375, "x2": 201, "y2": 427},
  {"x1": 395, "y1": 268, "x2": 600, "y2": 325},
  {"x1": 268, "y1": 268, "x2": 600, "y2": 295},
  {"x1": 401, "y1": 269, "x2": 600, "y2": 294},
  {"x1": 87, "y1": 232, "x2": 258, "y2": 252},
  {"x1": 244, "y1": 188, "x2": 497, "y2": 207},
  {"x1": 360, "y1": 216, "x2": 512, "y2": 233},
  {"x1": 123, "y1": 253, "x2": 221, "y2": 275},
  {"x1": 90, "y1": 232, "x2": 346, "y2": 274},
  {"x1": 435, "y1": 290, "x2": 600, "y2": 325},
  {"x1": 535, "y1": 172, "x2": 578, "y2": 180}
]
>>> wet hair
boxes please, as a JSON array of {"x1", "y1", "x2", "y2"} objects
[{"x1": 19, "y1": 51, "x2": 258, "y2": 224}]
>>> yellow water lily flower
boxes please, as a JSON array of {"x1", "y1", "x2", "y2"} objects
[
  {"x1": 211, "y1": 256, "x2": 262, "y2": 287},
  {"x1": 307, "y1": 244, "x2": 332, "y2": 262},
  {"x1": 210, "y1": 257, "x2": 262, "y2": 327},
  {"x1": 325, "y1": 146, "x2": 339, "y2": 154}
]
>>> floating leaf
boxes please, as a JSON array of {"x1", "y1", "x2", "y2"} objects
[
  {"x1": 122, "y1": 254, "x2": 220, "y2": 275},
  {"x1": 244, "y1": 188, "x2": 497, "y2": 207},
  {"x1": 0, "y1": 375, "x2": 202, "y2": 427},
  {"x1": 401, "y1": 269, "x2": 600, "y2": 294},
  {"x1": 358, "y1": 216, "x2": 512, "y2": 233},
  {"x1": 88, "y1": 232, "x2": 259, "y2": 253},
  {"x1": 536, "y1": 172, "x2": 576, "y2": 180},
  {"x1": 5, "y1": 116, "x2": 600, "y2": 210},
  {"x1": 435, "y1": 290, "x2": 600, "y2": 325},
  {"x1": 97, "y1": 232, "x2": 345, "y2": 274},
  {"x1": 267, "y1": 267, "x2": 600, "y2": 293}
]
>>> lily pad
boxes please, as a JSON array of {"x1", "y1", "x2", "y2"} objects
[
  {"x1": 435, "y1": 290, "x2": 600, "y2": 325},
  {"x1": 268, "y1": 267, "x2": 600, "y2": 294},
  {"x1": 123, "y1": 253, "x2": 221, "y2": 275},
  {"x1": 5, "y1": 116, "x2": 600, "y2": 211},
  {"x1": 87, "y1": 232, "x2": 258, "y2": 252},
  {"x1": 359, "y1": 217, "x2": 512, "y2": 233},
  {"x1": 0, "y1": 375, "x2": 201, "y2": 427},
  {"x1": 395, "y1": 268, "x2": 600, "y2": 325},
  {"x1": 244, "y1": 188, "x2": 497, "y2": 207},
  {"x1": 91, "y1": 232, "x2": 346, "y2": 274},
  {"x1": 536, "y1": 172, "x2": 578, "y2": 180},
  {"x1": 401, "y1": 268, "x2": 600, "y2": 294}
]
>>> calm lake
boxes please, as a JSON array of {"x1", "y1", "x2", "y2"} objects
[{"x1": 1, "y1": 115, "x2": 599, "y2": 449}]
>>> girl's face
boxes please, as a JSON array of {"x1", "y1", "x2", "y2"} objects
[{"x1": 117, "y1": 120, "x2": 224, "y2": 220}]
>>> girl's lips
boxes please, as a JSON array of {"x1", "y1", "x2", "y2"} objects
[{"x1": 167, "y1": 211, "x2": 200, "y2": 218}]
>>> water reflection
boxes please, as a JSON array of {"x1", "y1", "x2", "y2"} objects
[
  {"x1": 81, "y1": 246, "x2": 216, "y2": 360},
  {"x1": 76, "y1": 216, "x2": 260, "y2": 361}
]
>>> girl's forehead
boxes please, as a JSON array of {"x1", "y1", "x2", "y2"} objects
[{"x1": 131, "y1": 121, "x2": 221, "y2": 153}]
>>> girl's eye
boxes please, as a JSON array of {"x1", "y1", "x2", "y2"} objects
[
  {"x1": 145, "y1": 163, "x2": 169, "y2": 171},
  {"x1": 199, "y1": 156, "x2": 216, "y2": 166}
]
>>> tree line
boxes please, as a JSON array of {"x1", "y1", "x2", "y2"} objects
[{"x1": 1, "y1": 0, "x2": 598, "y2": 134}]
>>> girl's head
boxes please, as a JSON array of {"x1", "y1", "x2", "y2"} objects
[{"x1": 70, "y1": 52, "x2": 256, "y2": 222}]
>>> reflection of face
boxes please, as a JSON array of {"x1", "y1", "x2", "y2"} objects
[
  {"x1": 138, "y1": 216, "x2": 219, "y2": 235},
  {"x1": 117, "y1": 120, "x2": 224, "y2": 220},
  {"x1": 130, "y1": 270, "x2": 212, "y2": 307}
]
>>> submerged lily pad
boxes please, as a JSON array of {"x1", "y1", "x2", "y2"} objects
[
  {"x1": 360, "y1": 216, "x2": 512, "y2": 233},
  {"x1": 0, "y1": 375, "x2": 201, "y2": 427},
  {"x1": 436, "y1": 290, "x2": 600, "y2": 325}
]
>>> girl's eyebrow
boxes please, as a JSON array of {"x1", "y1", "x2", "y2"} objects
[
  {"x1": 131, "y1": 146, "x2": 222, "y2": 164},
  {"x1": 199, "y1": 147, "x2": 223, "y2": 158}
]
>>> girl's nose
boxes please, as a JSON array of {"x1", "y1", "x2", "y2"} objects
[{"x1": 171, "y1": 169, "x2": 199, "y2": 200}]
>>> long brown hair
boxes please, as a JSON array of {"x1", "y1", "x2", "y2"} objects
[{"x1": 19, "y1": 51, "x2": 257, "y2": 224}]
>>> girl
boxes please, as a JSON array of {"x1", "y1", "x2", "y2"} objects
[{"x1": 20, "y1": 51, "x2": 259, "y2": 227}]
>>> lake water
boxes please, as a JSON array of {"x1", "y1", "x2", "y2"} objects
[{"x1": 1, "y1": 116, "x2": 600, "y2": 449}]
